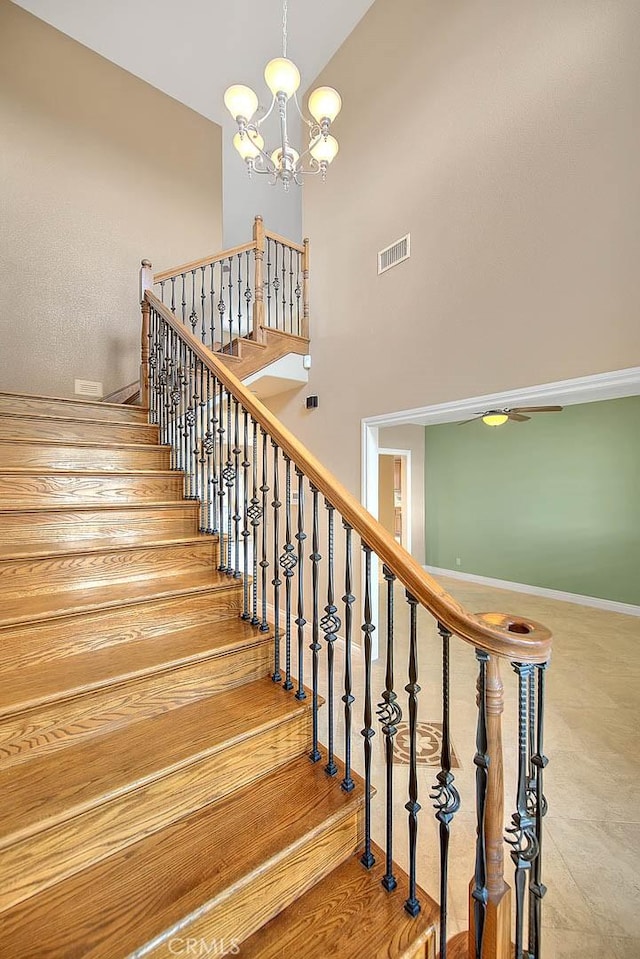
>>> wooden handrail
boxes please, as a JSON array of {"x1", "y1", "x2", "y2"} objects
[
  {"x1": 153, "y1": 241, "x2": 256, "y2": 284},
  {"x1": 145, "y1": 290, "x2": 552, "y2": 664},
  {"x1": 264, "y1": 229, "x2": 306, "y2": 254}
]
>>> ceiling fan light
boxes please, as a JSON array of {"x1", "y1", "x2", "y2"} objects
[
  {"x1": 264, "y1": 58, "x2": 301, "y2": 98},
  {"x1": 482, "y1": 413, "x2": 509, "y2": 427}
]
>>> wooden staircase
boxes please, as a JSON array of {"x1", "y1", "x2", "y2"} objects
[{"x1": 0, "y1": 390, "x2": 437, "y2": 958}]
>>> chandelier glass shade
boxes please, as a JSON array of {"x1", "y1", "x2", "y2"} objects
[{"x1": 223, "y1": 2, "x2": 341, "y2": 189}]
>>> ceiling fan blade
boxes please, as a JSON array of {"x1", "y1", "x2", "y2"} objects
[
  {"x1": 456, "y1": 417, "x2": 482, "y2": 425},
  {"x1": 507, "y1": 413, "x2": 531, "y2": 422},
  {"x1": 511, "y1": 405, "x2": 563, "y2": 413}
]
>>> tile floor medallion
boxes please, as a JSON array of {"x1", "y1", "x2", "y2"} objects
[{"x1": 391, "y1": 721, "x2": 460, "y2": 768}]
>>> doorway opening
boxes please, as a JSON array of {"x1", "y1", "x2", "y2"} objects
[{"x1": 378, "y1": 449, "x2": 411, "y2": 554}]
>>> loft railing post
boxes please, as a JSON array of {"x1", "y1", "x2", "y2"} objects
[
  {"x1": 252, "y1": 215, "x2": 265, "y2": 342},
  {"x1": 301, "y1": 236, "x2": 310, "y2": 339},
  {"x1": 139, "y1": 259, "x2": 153, "y2": 408},
  {"x1": 468, "y1": 654, "x2": 511, "y2": 959}
]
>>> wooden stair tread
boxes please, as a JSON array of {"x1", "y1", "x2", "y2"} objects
[
  {"x1": 0, "y1": 501, "x2": 197, "y2": 515},
  {"x1": 0, "y1": 568, "x2": 239, "y2": 627},
  {"x1": 0, "y1": 389, "x2": 147, "y2": 413},
  {"x1": 0, "y1": 467, "x2": 175, "y2": 476},
  {"x1": 0, "y1": 619, "x2": 271, "y2": 716},
  {"x1": 0, "y1": 409, "x2": 152, "y2": 429},
  {"x1": 240, "y1": 842, "x2": 439, "y2": 959},
  {"x1": 0, "y1": 754, "x2": 364, "y2": 958},
  {"x1": 0, "y1": 678, "x2": 300, "y2": 845},
  {"x1": 0, "y1": 533, "x2": 215, "y2": 560},
  {"x1": 0, "y1": 437, "x2": 166, "y2": 452}
]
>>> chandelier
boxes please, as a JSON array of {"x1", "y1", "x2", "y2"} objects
[{"x1": 223, "y1": 0, "x2": 342, "y2": 190}]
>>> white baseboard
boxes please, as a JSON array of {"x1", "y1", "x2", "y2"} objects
[{"x1": 424, "y1": 566, "x2": 640, "y2": 618}]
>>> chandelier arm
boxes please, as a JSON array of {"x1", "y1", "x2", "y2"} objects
[
  {"x1": 290, "y1": 131, "x2": 324, "y2": 173},
  {"x1": 253, "y1": 95, "x2": 277, "y2": 127},
  {"x1": 291, "y1": 92, "x2": 315, "y2": 128}
]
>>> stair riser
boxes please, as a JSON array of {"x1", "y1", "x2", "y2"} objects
[
  {"x1": 0, "y1": 711, "x2": 310, "y2": 913},
  {"x1": 0, "y1": 442, "x2": 170, "y2": 472},
  {"x1": 0, "y1": 416, "x2": 158, "y2": 445},
  {"x1": 0, "y1": 540, "x2": 220, "y2": 599},
  {"x1": 0, "y1": 394, "x2": 148, "y2": 423},
  {"x1": 0, "y1": 505, "x2": 200, "y2": 551},
  {"x1": 0, "y1": 590, "x2": 243, "y2": 670},
  {"x1": 0, "y1": 634, "x2": 265, "y2": 766},
  {"x1": 144, "y1": 811, "x2": 364, "y2": 958},
  {"x1": 0, "y1": 472, "x2": 184, "y2": 507}
]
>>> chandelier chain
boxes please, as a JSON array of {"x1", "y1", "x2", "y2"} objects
[{"x1": 282, "y1": 0, "x2": 288, "y2": 58}]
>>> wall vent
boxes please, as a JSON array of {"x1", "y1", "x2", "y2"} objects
[
  {"x1": 378, "y1": 234, "x2": 410, "y2": 275},
  {"x1": 74, "y1": 379, "x2": 103, "y2": 398}
]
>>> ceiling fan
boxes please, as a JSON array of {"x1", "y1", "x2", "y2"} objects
[{"x1": 458, "y1": 406, "x2": 563, "y2": 427}]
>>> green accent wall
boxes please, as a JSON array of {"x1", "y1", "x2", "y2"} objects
[{"x1": 425, "y1": 396, "x2": 640, "y2": 606}]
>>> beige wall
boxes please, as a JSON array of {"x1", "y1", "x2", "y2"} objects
[
  {"x1": 268, "y1": 0, "x2": 640, "y2": 502},
  {"x1": 0, "y1": 0, "x2": 222, "y2": 398}
]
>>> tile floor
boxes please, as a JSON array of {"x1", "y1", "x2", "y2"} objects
[{"x1": 291, "y1": 575, "x2": 640, "y2": 958}]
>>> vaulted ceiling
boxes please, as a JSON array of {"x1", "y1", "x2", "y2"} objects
[{"x1": 10, "y1": 0, "x2": 375, "y2": 124}]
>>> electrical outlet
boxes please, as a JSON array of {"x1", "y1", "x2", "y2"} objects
[{"x1": 455, "y1": 557, "x2": 462, "y2": 567}]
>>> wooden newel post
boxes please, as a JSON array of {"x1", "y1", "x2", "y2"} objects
[
  {"x1": 302, "y1": 236, "x2": 310, "y2": 339},
  {"x1": 139, "y1": 259, "x2": 153, "y2": 409},
  {"x1": 469, "y1": 655, "x2": 512, "y2": 958},
  {"x1": 252, "y1": 215, "x2": 265, "y2": 342}
]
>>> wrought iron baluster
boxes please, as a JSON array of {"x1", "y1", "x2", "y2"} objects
[
  {"x1": 208, "y1": 371, "x2": 219, "y2": 534},
  {"x1": 189, "y1": 270, "x2": 198, "y2": 334},
  {"x1": 224, "y1": 391, "x2": 234, "y2": 574},
  {"x1": 322, "y1": 501, "x2": 341, "y2": 776},
  {"x1": 227, "y1": 259, "x2": 234, "y2": 352},
  {"x1": 198, "y1": 366, "x2": 209, "y2": 531},
  {"x1": 295, "y1": 251, "x2": 302, "y2": 335},
  {"x1": 241, "y1": 409, "x2": 251, "y2": 617},
  {"x1": 280, "y1": 455, "x2": 296, "y2": 691},
  {"x1": 309, "y1": 485, "x2": 321, "y2": 762},
  {"x1": 273, "y1": 242, "x2": 280, "y2": 330},
  {"x1": 341, "y1": 520, "x2": 355, "y2": 792},
  {"x1": 529, "y1": 663, "x2": 549, "y2": 959},
  {"x1": 295, "y1": 468, "x2": 306, "y2": 701},
  {"x1": 200, "y1": 266, "x2": 207, "y2": 343},
  {"x1": 245, "y1": 249, "x2": 253, "y2": 336},
  {"x1": 430, "y1": 622, "x2": 461, "y2": 958},
  {"x1": 266, "y1": 237, "x2": 272, "y2": 328},
  {"x1": 289, "y1": 246, "x2": 294, "y2": 334},
  {"x1": 377, "y1": 566, "x2": 401, "y2": 892},
  {"x1": 218, "y1": 263, "x2": 227, "y2": 352},
  {"x1": 281, "y1": 243, "x2": 286, "y2": 331},
  {"x1": 210, "y1": 262, "x2": 216, "y2": 349},
  {"x1": 170, "y1": 276, "x2": 176, "y2": 314},
  {"x1": 507, "y1": 663, "x2": 539, "y2": 959},
  {"x1": 217, "y1": 379, "x2": 227, "y2": 570},
  {"x1": 404, "y1": 590, "x2": 421, "y2": 915},
  {"x1": 231, "y1": 398, "x2": 241, "y2": 577},
  {"x1": 360, "y1": 543, "x2": 376, "y2": 870},
  {"x1": 181, "y1": 273, "x2": 186, "y2": 324},
  {"x1": 159, "y1": 280, "x2": 166, "y2": 305},
  {"x1": 188, "y1": 355, "x2": 199, "y2": 502},
  {"x1": 271, "y1": 442, "x2": 282, "y2": 682},
  {"x1": 180, "y1": 339, "x2": 190, "y2": 489},
  {"x1": 260, "y1": 430, "x2": 270, "y2": 634},
  {"x1": 472, "y1": 650, "x2": 490, "y2": 955},
  {"x1": 249, "y1": 418, "x2": 261, "y2": 625},
  {"x1": 237, "y1": 253, "x2": 242, "y2": 343}
]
